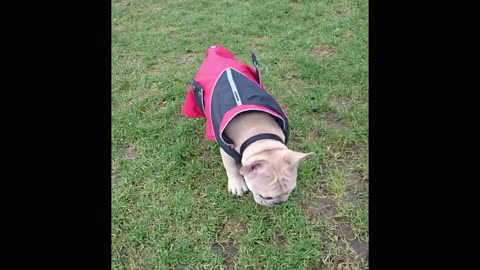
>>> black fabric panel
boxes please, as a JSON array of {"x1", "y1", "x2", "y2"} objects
[
  {"x1": 210, "y1": 68, "x2": 290, "y2": 163},
  {"x1": 230, "y1": 69, "x2": 289, "y2": 144},
  {"x1": 211, "y1": 70, "x2": 242, "y2": 162}
]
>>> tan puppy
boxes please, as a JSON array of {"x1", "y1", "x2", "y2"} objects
[
  {"x1": 180, "y1": 45, "x2": 312, "y2": 206},
  {"x1": 221, "y1": 111, "x2": 313, "y2": 206}
]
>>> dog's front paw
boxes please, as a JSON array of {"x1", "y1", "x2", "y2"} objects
[{"x1": 228, "y1": 176, "x2": 249, "y2": 196}]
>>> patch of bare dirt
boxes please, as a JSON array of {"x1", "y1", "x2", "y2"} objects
[
  {"x1": 327, "y1": 141, "x2": 366, "y2": 177},
  {"x1": 349, "y1": 238, "x2": 368, "y2": 258},
  {"x1": 323, "y1": 253, "x2": 364, "y2": 270},
  {"x1": 324, "y1": 144, "x2": 358, "y2": 167},
  {"x1": 180, "y1": 49, "x2": 195, "y2": 64},
  {"x1": 341, "y1": 142, "x2": 366, "y2": 167},
  {"x1": 312, "y1": 46, "x2": 335, "y2": 58},
  {"x1": 324, "y1": 111, "x2": 337, "y2": 123},
  {"x1": 211, "y1": 218, "x2": 246, "y2": 269},
  {"x1": 334, "y1": 218, "x2": 356, "y2": 241},
  {"x1": 302, "y1": 139, "x2": 368, "y2": 268},
  {"x1": 335, "y1": 7, "x2": 352, "y2": 17},
  {"x1": 211, "y1": 239, "x2": 237, "y2": 269},
  {"x1": 120, "y1": 144, "x2": 137, "y2": 159},
  {"x1": 308, "y1": 130, "x2": 322, "y2": 140},
  {"x1": 324, "y1": 111, "x2": 348, "y2": 131},
  {"x1": 119, "y1": 245, "x2": 152, "y2": 270},
  {"x1": 222, "y1": 240, "x2": 238, "y2": 269},
  {"x1": 273, "y1": 233, "x2": 288, "y2": 252},
  {"x1": 332, "y1": 217, "x2": 368, "y2": 263},
  {"x1": 302, "y1": 194, "x2": 338, "y2": 222},
  {"x1": 283, "y1": 68, "x2": 300, "y2": 79},
  {"x1": 345, "y1": 141, "x2": 362, "y2": 155},
  {"x1": 156, "y1": 100, "x2": 168, "y2": 110},
  {"x1": 211, "y1": 243, "x2": 223, "y2": 255},
  {"x1": 330, "y1": 97, "x2": 353, "y2": 111},
  {"x1": 222, "y1": 218, "x2": 248, "y2": 236},
  {"x1": 301, "y1": 187, "x2": 368, "y2": 267},
  {"x1": 149, "y1": 64, "x2": 164, "y2": 77},
  {"x1": 346, "y1": 171, "x2": 367, "y2": 201},
  {"x1": 173, "y1": 111, "x2": 184, "y2": 121}
]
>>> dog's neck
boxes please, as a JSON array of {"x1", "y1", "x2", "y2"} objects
[
  {"x1": 241, "y1": 139, "x2": 287, "y2": 165},
  {"x1": 240, "y1": 133, "x2": 284, "y2": 155}
]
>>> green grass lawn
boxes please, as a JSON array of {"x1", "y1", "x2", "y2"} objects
[{"x1": 112, "y1": 0, "x2": 368, "y2": 269}]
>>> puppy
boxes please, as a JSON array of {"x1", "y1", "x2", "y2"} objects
[{"x1": 181, "y1": 45, "x2": 312, "y2": 206}]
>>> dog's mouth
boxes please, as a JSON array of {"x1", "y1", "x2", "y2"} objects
[
  {"x1": 253, "y1": 194, "x2": 287, "y2": 206},
  {"x1": 258, "y1": 200, "x2": 287, "y2": 207}
]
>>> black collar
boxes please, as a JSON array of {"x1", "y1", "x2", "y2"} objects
[{"x1": 239, "y1": 133, "x2": 285, "y2": 156}]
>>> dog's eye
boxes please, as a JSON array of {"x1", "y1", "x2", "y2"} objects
[{"x1": 259, "y1": 194, "x2": 273, "y2": 200}]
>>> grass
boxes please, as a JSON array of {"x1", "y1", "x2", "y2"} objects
[{"x1": 112, "y1": 0, "x2": 368, "y2": 269}]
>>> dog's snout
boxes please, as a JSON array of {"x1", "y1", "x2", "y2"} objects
[{"x1": 272, "y1": 200, "x2": 286, "y2": 205}]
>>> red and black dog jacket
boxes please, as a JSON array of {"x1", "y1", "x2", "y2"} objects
[{"x1": 181, "y1": 45, "x2": 289, "y2": 163}]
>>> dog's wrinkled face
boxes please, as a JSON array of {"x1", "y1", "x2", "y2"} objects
[{"x1": 239, "y1": 149, "x2": 313, "y2": 206}]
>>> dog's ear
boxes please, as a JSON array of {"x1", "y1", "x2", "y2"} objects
[
  {"x1": 239, "y1": 160, "x2": 269, "y2": 178},
  {"x1": 283, "y1": 150, "x2": 314, "y2": 167}
]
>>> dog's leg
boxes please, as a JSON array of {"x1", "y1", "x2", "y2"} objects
[{"x1": 220, "y1": 148, "x2": 249, "y2": 196}]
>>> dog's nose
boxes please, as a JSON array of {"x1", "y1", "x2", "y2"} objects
[{"x1": 272, "y1": 200, "x2": 286, "y2": 205}]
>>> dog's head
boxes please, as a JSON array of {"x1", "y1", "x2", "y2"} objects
[{"x1": 239, "y1": 149, "x2": 313, "y2": 206}]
